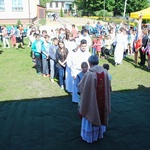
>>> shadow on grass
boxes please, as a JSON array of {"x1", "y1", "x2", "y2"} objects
[
  {"x1": 0, "y1": 50, "x2": 4, "y2": 54},
  {"x1": 123, "y1": 56, "x2": 148, "y2": 72},
  {"x1": 105, "y1": 56, "x2": 115, "y2": 66},
  {"x1": 0, "y1": 87, "x2": 150, "y2": 150}
]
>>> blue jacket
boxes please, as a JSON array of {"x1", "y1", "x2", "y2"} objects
[
  {"x1": 31, "y1": 39, "x2": 44, "y2": 56},
  {"x1": 49, "y1": 45, "x2": 58, "y2": 60},
  {"x1": 41, "y1": 42, "x2": 51, "y2": 59}
]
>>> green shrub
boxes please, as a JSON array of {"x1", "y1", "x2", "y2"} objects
[
  {"x1": 16, "y1": 19, "x2": 21, "y2": 26},
  {"x1": 60, "y1": 7, "x2": 64, "y2": 17}
]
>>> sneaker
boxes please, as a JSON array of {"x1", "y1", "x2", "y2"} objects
[
  {"x1": 47, "y1": 74, "x2": 50, "y2": 77},
  {"x1": 51, "y1": 79, "x2": 54, "y2": 82},
  {"x1": 37, "y1": 72, "x2": 41, "y2": 75},
  {"x1": 43, "y1": 74, "x2": 46, "y2": 77},
  {"x1": 61, "y1": 85, "x2": 64, "y2": 89}
]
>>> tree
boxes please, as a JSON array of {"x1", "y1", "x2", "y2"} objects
[
  {"x1": 60, "y1": 7, "x2": 64, "y2": 17},
  {"x1": 40, "y1": 0, "x2": 52, "y2": 7},
  {"x1": 114, "y1": 0, "x2": 149, "y2": 16},
  {"x1": 16, "y1": 19, "x2": 21, "y2": 26},
  {"x1": 74, "y1": 0, "x2": 149, "y2": 17}
]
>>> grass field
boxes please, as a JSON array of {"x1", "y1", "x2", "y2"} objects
[{"x1": 0, "y1": 39, "x2": 150, "y2": 102}]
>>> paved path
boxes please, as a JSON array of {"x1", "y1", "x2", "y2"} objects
[
  {"x1": 46, "y1": 17, "x2": 95, "y2": 27},
  {"x1": 39, "y1": 17, "x2": 98, "y2": 34}
]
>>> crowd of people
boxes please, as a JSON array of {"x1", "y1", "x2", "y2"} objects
[
  {"x1": 1, "y1": 17, "x2": 150, "y2": 143},
  {"x1": 0, "y1": 24, "x2": 27, "y2": 49}
]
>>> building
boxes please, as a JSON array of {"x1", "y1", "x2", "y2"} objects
[
  {"x1": 0, "y1": 0, "x2": 46, "y2": 24},
  {"x1": 46, "y1": 0, "x2": 76, "y2": 14}
]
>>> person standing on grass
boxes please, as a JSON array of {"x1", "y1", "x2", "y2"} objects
[
  {"x1": 10, "y1": 25, "x2": 16, "y2": 48},
  {"x1": 103, "y1": 63, "x2": 112, "y2": 92},
  {"x1": 78, "y1": 55, "x2": 111, "y2": 143},
  {"x1": 77, "y1": 29, "x2": 92, "y2": 51},
  {"x1": 41, "y1": 35, "x2": 51, "y2": 77},
  {"x1": 2, "y1": 25, "x2": 10, "y2": 48},
  {"x1": 143, "y1": 40, "x2": 150, "y2": 71},
  {"x1": 133, "y1": 15, "x2": 142, "y2": 64},
  {"x1": 76, "y1": 62, "x2": 88, "y2": 106},
  {"x1": 91, "y1": 36, "x2": 97, "y2": 55},
  {"x1": 96, "y1": 36, "x2": 102, "y2": 58},
  {"x1": 49, "y1": 38, "x2": 59, "y2": 82},
  {"x1": 139, "y1": 28, "x2": 149, "y2": 67},
  {"x1": 64, "y1": 33, "x2": 77, "y2": 93},
  {"x1": 56, "y1": 40, "x2": 68, "y2": 89},
  {"x1": 31, "y1": 33, "x2": 43, "y2": 75},
  {"x1": 16, "y1": 26, "x2": 24, "y2": 49},
  {"x1": 114, "y1": 27, "x2": 127, "y2": 66},
  {"x1": 71, "y1": 24, "x2": 78, "y2": 39},
  {"x1": 70, "y1": 39, "x2": 91, "y2": 103}
]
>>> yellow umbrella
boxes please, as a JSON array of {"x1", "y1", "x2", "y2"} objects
[{"x1": 130, "y1": 7, "x2": 150, "y2": 20}]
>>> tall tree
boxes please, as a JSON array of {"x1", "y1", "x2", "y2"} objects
[
  {"x1": 74, "y1": 0, "x2": 149, "y2": 16},
  {"x1": 40, "y1": 0, "x2": 52, "y2": 7}
]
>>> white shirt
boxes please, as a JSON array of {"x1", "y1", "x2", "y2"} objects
[{"x1": 70, "y1": 49, "x2": 91, "y2": 77}]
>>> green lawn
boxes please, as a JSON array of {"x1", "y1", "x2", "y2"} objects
[{"x1": 0, "y1": 39, "x2": 150, "y2": 102}]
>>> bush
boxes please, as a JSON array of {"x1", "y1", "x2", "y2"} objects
[
  {"x1": 60, "y1": 7, "x2": 64, "y2": 17},
  {"x1": 16, "y1": 19, "x2": 21, "y2": 26}
]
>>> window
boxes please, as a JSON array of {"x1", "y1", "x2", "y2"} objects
[
  {"x1": 0, "y1": 0, "x2": 5, "y2": 11},
  {"x1": 12, "y1": 0, "x2": 23, "y2": 11},
  {"x1": 56, "y1": 2, "x2": 58, "y2": 8}
]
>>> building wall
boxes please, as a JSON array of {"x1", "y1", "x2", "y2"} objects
[
  {"x1": 0, "y1": 0, "x2": 38, "y2": 19},
  {"x1": 46, "y1": 1, "x2": 74, "y2": 12},
  {"x1": 37, "y1": 6, "x2": 46, "y2": 19}
]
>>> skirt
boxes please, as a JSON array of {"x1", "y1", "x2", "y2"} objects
[{"x1": 81, "y1": 117, "x2": 106, "y2": 143}]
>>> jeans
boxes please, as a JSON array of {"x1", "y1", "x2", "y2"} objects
[
  {"x1": 3, "y1": 37, "x2": 10, "y2": 48},
  {"x1": 50, "y1": 59, "x2": 56, "y2": 78},
  {"x1": 139, "y1": 48, "x2": 146, "y2": 66},
  {"x1": 42, "y1": 58, "x2": 49, "y2": 74},
  {"x1": 92, "y1": 47, "x2": 96, "y2": 55},
  {"x1": 58, "y1": 66, "x2": 65, "y2": 86},
  {"x1": 35, "y1": 55, "x2": 42, "y2": 73}
]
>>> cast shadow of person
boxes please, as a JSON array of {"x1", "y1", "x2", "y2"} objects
[
  {"x1": 123, "y1": 56, "x2": 148, "y2": 72},
  {"x1": 0, "y1": 50, "x2": 4, "y2": 54},
  {"x1": 105, "y1": 56, "x2": 115, "y2": 66}
]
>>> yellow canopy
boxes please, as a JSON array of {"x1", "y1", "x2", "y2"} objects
[{"x1": 130, "y1": 7, "x2": 150, "y2": 20}]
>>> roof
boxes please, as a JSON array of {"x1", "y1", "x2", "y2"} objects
[
  {"x1": 37, "y1": 5, "x2": 46, "y2": 8},
  {"x1": 130, "y1": 7, "x2": 150, "y2": 20}
]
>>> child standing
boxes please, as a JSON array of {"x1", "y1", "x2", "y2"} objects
[
  {"x1": 76, "y1": 62, "x2": 88, "y2": 106},
  {"x1": 31, "y1": 34, "x2": 43, "y2": 75},
  {"x1": 105, "y1": 35, "x2": 112, "y2": 59},
  {"x1": 96, "y1": 36, "x2": 102, "y2": 58},
  {"x1": 91, "y1": 36, "x2": 97, "y2": 55},
  {"x1": 103, "y1": 63, "x2": 112, "y2": 92},
  {"x1": 42, "y1": 35, "x2": 51, "y2": 77},
  {"x1": 144, "y1": 40, "x2": 150, "y2": 71}
]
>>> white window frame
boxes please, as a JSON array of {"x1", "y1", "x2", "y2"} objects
[
  {"x1": 0, "y1": 0, "x2": 5, "y2": 11},
  {"x1": 12, "y1": 0, "x2": 23, "y2": 11}
]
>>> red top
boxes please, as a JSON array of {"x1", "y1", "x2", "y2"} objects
[{"x1": 96, "y1": 39, "x2": 101, "y2": 52}]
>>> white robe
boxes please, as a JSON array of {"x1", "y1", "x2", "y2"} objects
[
  {"x1": 114, "y1": 32, "x2": 127, "y2": 64},
  {"x1": 70, "y1": 49, "x2": 91, "y2": 103},
  {"x1": 64, "y1": 40, "x2": 77, "y2": 93}
]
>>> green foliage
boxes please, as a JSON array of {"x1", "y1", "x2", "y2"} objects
[
  {"x1": 95, "y1": 10, "x2": 113, "y2": 19},
  {"x1": 39, "y1": 18, "x2": 46, "y2": 25},
  {"x1": 60, "y1": 7, "x2": 64, "y2": 17},
  {"x1": 74, "y1": 0, "x2": 149, "y2": 17},
  {"x1": 40, "y1": 0, "x2": 52, "y2": 7},
  {"x1": 16, "y1": 19, "x2": 21, "y2": 26}
]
